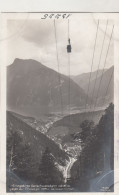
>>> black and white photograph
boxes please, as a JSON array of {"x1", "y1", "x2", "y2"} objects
[{"x1": 1, "y1": 13, "x2": 116, "y2": 192}]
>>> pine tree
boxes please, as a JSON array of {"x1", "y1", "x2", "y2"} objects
[
  {"x1": 7, "y1": 130, "x2": 22, "y2": 172},
  {"x1": 7, "y1": 130, "x2": 36, "y2": 182},
  {"x1": 80, "y1": 120, "x2": 94, "y2": 141},
  {"x1": 97, "y1": 103, "x2": 114, "y2": 171},
  {"x1": 70, "y1": 103, "x2": 114, "y2": 191}
]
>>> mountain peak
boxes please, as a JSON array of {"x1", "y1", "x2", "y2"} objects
[
  {"x1": 14, "y1": 58, "x2": 22, "y2": 62},
  {"x1": 7, "y1": 58, "x2": 87, "y2": 117},
  {"x1": 13, "y1": 58, "x2": 41, "y2": 65},
  {"x1": 8, "y1": 58, "x2": 48, "y2": 71}
]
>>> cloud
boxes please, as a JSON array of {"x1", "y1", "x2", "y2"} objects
[
  {"x1": 22, "y1": 20, "x2": 55, "y2": 47},
  {"x1": 6, "y1": 16, "x2": 114, "y2": 75}
]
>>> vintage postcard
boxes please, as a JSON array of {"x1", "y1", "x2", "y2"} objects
[{"x1": 0, "y1": 12, "x2": 119, "y2": 194}]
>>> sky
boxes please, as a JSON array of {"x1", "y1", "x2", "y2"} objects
[{"x1": 6, "y1": 14, "x2": 114, "y2": 75}]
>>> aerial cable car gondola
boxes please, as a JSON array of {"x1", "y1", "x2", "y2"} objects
[
  {"x1": 67, "y1": 38, "x2": 71, "y2": 53},
  {"x1": 67, "y1": 19, "x2": 71, "y2": 53}
]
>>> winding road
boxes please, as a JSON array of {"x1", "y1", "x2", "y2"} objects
[{"x1": 63, "y1": 157, "x2": 77, "y2": 183}]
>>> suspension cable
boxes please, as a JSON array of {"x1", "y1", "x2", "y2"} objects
[
  {"x1": 54, "y1": 20, "x2": 64, "y2": 117},
  {"x1": 83, "y1": 20, "x2": 99, "y2": 118},
  {"x1": 93, "y1": 24, "x2": 114, "y2": 112},
  {"x1": 102, "y1": 67, "x2": 114, "y2": 106},
  {"x1": 68, "y1": 19, "x2": 71, "y2": 116},
  {"x1": 89, "y1": 20, "x2": 108, "y2": 110},
  {"x1": 68, "y1": 52, "x2": 71, "y2": 115},
  {"x1": 68, "y1": 19, "x2": 69, "y2": 39}
]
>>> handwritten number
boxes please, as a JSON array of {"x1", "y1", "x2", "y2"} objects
[{"x1": 41, "y1": 14, "x2": 48, "y2": 19}]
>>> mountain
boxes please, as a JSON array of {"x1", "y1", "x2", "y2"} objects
[
  {"x1": 71, "y1": 67, "x2": 114, "y2": 106},
  {"x1": 71, "y1": 69, "x2": 106, "y2": 91},
  {"x1": 70, "y1": 103, "x2": 114, "y2": 192},
  {"x1": 7, "y1": 58, "x2": 87, "y2": 118},
  {"x1": 7, "y1": 111, "x2": 69, "y2": 189},
  {"x1": 88, "y1": 66, "x2": 114, "y2": 104},
  {"x1": 7, "y1": 111, "x2": 69, "y2": 166}
]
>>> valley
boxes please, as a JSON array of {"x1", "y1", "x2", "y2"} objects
[
  {"x1": 6, "y1": 58, "x2": 114, "y2": 192},
  {"x1": 8, "y1": 105, "x2": 104, "y2": 183}
]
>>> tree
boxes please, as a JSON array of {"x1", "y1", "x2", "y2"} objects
[
  {"x1": 80, "y1": 120, "x2": 94, "y2": 141},
  {"x1": 7, "y1": 130, "x2": 36, "y2": 183},
  {"x1": 70, "y1": 103, "x2": 114, "y2": 191},
  {"x1": 38, "y1": 147, "x2": 64, "y2": 185},
  {"x1": 7, "y1": 130, "x2": 22, "y2": 172},
  {"x1": 97, "y1": 103, "x2": 114, "y2": 171}
]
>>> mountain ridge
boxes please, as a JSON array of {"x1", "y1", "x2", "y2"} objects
[
  {"x1": 7, "y1": 58, "x2": 89, "y2": 118},
  {"x1": 7, "y1": 110, "x2": 69, "y2": 165},
  {"x1": 71, "y1": 66, "x2": 114, "y2": 106}
]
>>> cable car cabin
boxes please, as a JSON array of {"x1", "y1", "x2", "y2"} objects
[
  {"x1": 67, "y1": 38, "x2": 71, "y2": 53},
  {"x1": 67, "y1": 44, "x2": 71, "y2": 53}
]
